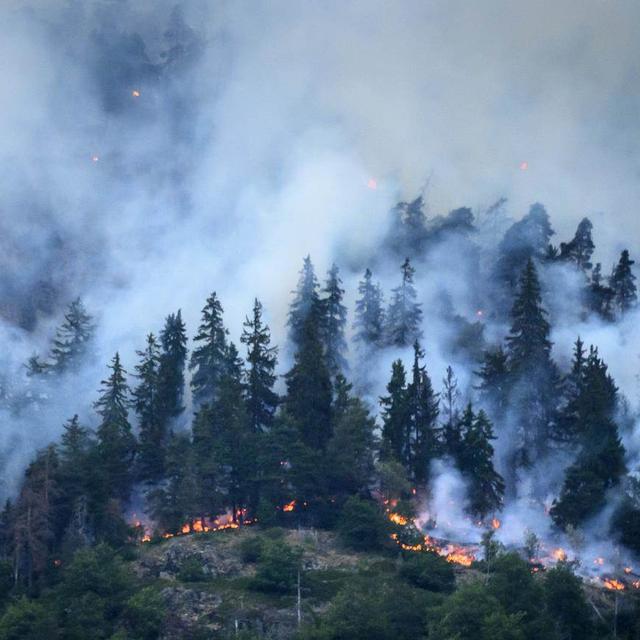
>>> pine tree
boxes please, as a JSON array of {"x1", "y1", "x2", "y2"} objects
[
  {"x1": 211, "y1": 343, "x2": 253, "y2": 522},
  {"x1": 288, "y1": 255, "x2": 320, "y2": 349},
  {"x1": 94, "y1": 353, "x2": 135, "y2": 501},
  {"x1": 505, "y1": 260, "x2": 559, "y2": 484},
  {"x1": 57, "y1": 415, "x2": 91, "y2": 503},
  {"x1": 553, "y1": 338, "x2": 586, "y2": 445},
  {"x1": 441, "y1": 366, "x2": 462, "y2": 460},
  {"x1": 610, "y1": 249, "x2": 637, "y2": 314},
  {"x1": 284, "y1": 309, "x2": 333, "y2": 452},
  {"x1": 405, "y1": 341, "x2": 439, "y2": 484},
  {"x1": 588, "y1": 263, "x2": 615, "y2": 320},
  {"x1": 132, "y1": 334, "x2": 165, "y2": 482},
  {"x1": 327, "y1": 375, "x2": 376, "y2": 499},
  {"x1": 353, "y1": 268, "x2": 385, "y2": 349},
  {"x1": 241, "y1": 299, "x2": 278, "y2": 433},
  {"x1": 550, "y1": 347, "x2": 626, "y2": 528},
  {"x1": 379, "y1": 360, "x2": 409, "y2": 464},
  {"x1": 387, "y1": 195, "x2": 428, "y2": 257},
  {"x1": 386, "y1": 258, "x2": 423, "y2": 347},
  {"x1": 559, "y1": 217, "x2": 594, "y2": 271},
  {"x1": 458, "y1": 406, "x2": 504, "y2": 518},
  {"x1": 190, "y1": 293, "x2": 228, "y2": 407},
  {"x1": 157, "y1": 310, "x2": 188, "y2": 420},
  {"x1": 320, "y1": 264, "x2": 348, "y2": 375},
  {"x1": 49, "y1": 298, "x2": 94, "y2": 373},
  {"x1": 475, "y1": 346, "x2": 510, "y2": 423}
]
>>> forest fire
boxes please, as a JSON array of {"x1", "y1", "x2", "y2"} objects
[
  {"x1": 602, "y1": 578, "x2": 625, "y2": 591},
  {"x1": 282, "y1": 500, "x2": 296, "y2": 512}
]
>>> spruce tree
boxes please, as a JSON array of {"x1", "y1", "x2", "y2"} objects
[
  {"x1": 284, "y1": 309, "x2": 333, "y2": 452},
  {"x1": 505, "y1": 259, "x2": 558, "y2": 475},
  {"x1": 241, "y1": 298, "x2": 278, "y2": 433},
  {"x1": 94, "y1": 353, "x2": 135, "y2": 501},
  {"x1": 49, "y1": 298, "x2": 94, "y2": 374},
  {"x1": 132, "y1": 334, "x2": 165, "y2": 482},
  {"x1": 475, "y1": 346, "x2": 510, "y2": 423},
  {"x1": 610, "y1": 249, "x2": 637, "y2": 314},
  {"x1": 553, "y1": 338, "x2": 586, "y2": 445},
  {"x1": 320, "y1": 264, "x2": 348, "y2": 375},
  {"x1": 157, "y1": 310, "x2": 188, "y2": 421},
  {"x1": 379, "y1": 360, "x2": 409, "y2": 464},
  {"x1": 405, "y1": 341, "x2": 439, "y2": 484},
  {"x1": 288, "y1": 255, "x2": 320, "y2": 349},
  {"x1": 57, "y1": 415, "x2": 91, "y2": 505},
  {"x1": 458, "y1": 406, "x2": 504, "y2": 518},
  {"x1": 386, "y1": 258, "x2": 423, "y2": 347},
  {"x1": 189, "y1": 293, "x2": 228, "y2": 407},
  {"x1": 588, "y1": 263, "x2": 615, "y2": 320},
  {"x1": 550, "y1": 347, "x2": 626, "y2": 528},
  {"x1": 353, "y1": 268, "x2": 385, "y2": 349},
  {"x1": 559, "y1": 217, "x2": 594, "y2": 271},
  {"x1": 441, "y1": 366, "x2": 462, "y2": 460}
]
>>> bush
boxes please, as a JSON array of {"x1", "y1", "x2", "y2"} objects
[
  {"x1": 124, "y1": 587, "x2": 166, "y2": 640},
  {"x1": 0, "y1": 598, "x2": 57, "y2": 640},
  {"x1": 178, "y1": 556, "x2": 207, "y2": 582},
  {"x1": 239, "y1": 535, "x2": 264, "y2": 563},
  {"x1": 399, "y1": 551, "x2": 455, "y2": 593},
  {"x1": 251, "y1": 540, "x2": 302, "y2": 594},
  {"x1": 337, "y1": 496, "x2": 390, "y2": 551}
]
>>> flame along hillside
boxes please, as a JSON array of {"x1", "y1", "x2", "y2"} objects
[{"x1": 133, "y1": 495, "x2": 640, "y2": 595}]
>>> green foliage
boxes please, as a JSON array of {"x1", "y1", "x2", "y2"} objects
[
  {"x1": 251, "y1": 540, "x2": 302, "y2": 594},
  {"x1": 238, "y1": 535, "x2": 264, "y2": 563},
  {"x1": 177, "y1": 557, "x2": 207, "y2": 582},
  {"x1": 0, "y1": 597, "x2": 58, "y2": 640},
  {"x1": 337, "y1": 497, "x2": 389, "y2": 552},
  {"x1": 398, "y1": 551, "x2": 455, "y2": 593}
]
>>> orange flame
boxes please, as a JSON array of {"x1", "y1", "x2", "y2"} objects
[
  {"x1": 552, "y1": 548, "x2": 567, "y2": 562},
  {"x1": 491, "y1": 518, "x2": 501, "y2": 529},
  {"x1": 283, "y1": 500, "x2": 296, "y2": 512},
  {"x1": 603, "y1": 578, "x2": 624, "y2": 591}
]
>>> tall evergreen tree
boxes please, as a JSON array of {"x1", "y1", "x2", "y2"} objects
[
  {"x1": 94, "y1": 353, "x2": 135, "y2": 502},
  {"x1": 49, "y1": 298, "x2": 94, "y2": 374},
  {"x1": 288, "y1": 255, "x2": 320, "y2": 349},
  {"x1": 386, "y1": 195, "x2": 428, "y2": 257},
  {"x1": 405, "y1": 341, "x2": 439, "y2": 484},
  {"x1": 458, "y1": 406, "x2": 505, "y2": 519},
  {"x1": 132, "y1": 334, "x2": 165, "y2": 482},
  {"x1": 189, "y1": 293, "x2": 228, "y2": 407},
  {"x1": 505, "y1": 260, "x2": 559, "y2": 485},
  {"x1": 441, "y1": 366, "x2": 462, "y2": 460},
  {"x1": 475, "y1": 346, "x2": 510, "y2": 424},
  {"x1": 551, "y1": 347, "x2": 626, "y2": 528},
  {"x1": 353, "y1": 268, "x2": 385, "y2": 349},
  {"x1": 587, "y1": 263, "x2": 615, "y2": 320},
  {"x1": 320, "y1": 264, "x2": 348, "y2": 375},
  {"x1": 284, "y1": 309, "x2": 333, "y2": 452},
  {"x1": 559, "y1": 217, "x2": 594, "y2": 271},
  {"x1": 379, "y1": 360, "x2": 409, "y2": 464},
  {"x1": 241, "y1": 299, "x2": 278, "y2": 434},
  {"x1": 610, "y1": 249, "x2": 637, "y2": 314},
  {"x1": 385, "y1": 258, "x2": 423, "y2": 347},
  {"x1": 553, "y1": 338, "x2": 586, "y2": 445},
  {"x1": 157, "y1": 310, "x2": 188, "y2": 421}
]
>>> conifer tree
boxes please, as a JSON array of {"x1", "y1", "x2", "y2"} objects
[
  {"x1": 241, "y1": 299, "x2": 278, "y2": 433},
  {"x1": 553, "y1": 338, "x2": 586, "y2": 444},
  {"x1": 379, "y1": 360, "x2": 409, "y2": 464},
  {"x1": 610, "y1": 249, "x2": 637, "y2": 314},
  {"x1": 475, "y1": 346, "x2": 510, "y2": 423},
  {"x1": 386, "y1": 258, "x2": 423, "y2": 347},
  {"x1": 94, "y1": 353, "x2": 135, "y2": 501},
  {"x1": 405, "y1": 341, "x2": 439, "y2": 484},
  {"x1": 353, "y1": 268, "x2": 385, "y2": 349},
  {"x1": 588, "y1": 263, "x2": 615, "y2": 320},
  {"x1": 132, "y1": 334, "x2": 165, "y2": 482},
  {"x1": 157, "y1": 310, "x2": 188, "y2": 421},
  {"x1": 320, "y1": 264, "x2": 348, "y2": 375},
  {"x1": 49, "y1": 298, "x2": 94, "y2": 374},
  {"x1": 189, "y1": 293, "x2": 228, "y2": 407},
  {"x1": 327, "y1": 375, "x2": 376, "y2": 499},
  {"x1": 505, "y1": 259, "x2": 558, "y2": 475},
  {"x1": 387, "y1": 195, "x2": 428, "y2": 257},
  {"x1": 57, "y1": 415, "x2": 91, "y2": 505},
  {"x1": 559, "y1": 217, "x2": 594, "y2": 271},
  {"x1": 458, "y1": 406, "x2": 505, "y2": 518},
  {"x1": 441, "y1": 366, "x2": 462, "y2": 460},
  {"x1": 284, "y1": 309, "x2": 333, "y2": 452},
  {"x1": 288, "y1": 255, "x2": 320, "y2": 349},
  {"x1": 551, "y1": 347, "x2": 626, "y2": 528}
]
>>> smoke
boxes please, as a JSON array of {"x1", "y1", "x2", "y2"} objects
[{"x1": 2, "y1": 0, "x2": 640, "y2": 547}]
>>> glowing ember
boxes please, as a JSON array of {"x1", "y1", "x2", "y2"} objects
[
  {"x1": 602, "y1": 578, "x2": 625, "y2": 591},
  {"x1": 594, "y1": 557, "x2": 604, "y2": 566},
  {"x1": 367, "y1": 178, "x2": 377, "y2": 190},
  {"x1": 519, "y1": 161, "x2": 529, "y2": 171},
  {"x1": 476, "y1": 310, "x2": 484, "y2": 317},
  {"x1": 444, "y1": 548, "x2": 475, "y2": 567},
  {"x1": 283, "y1": 500, "x2": 296, "y2": 512},
  {"x1": 633, "y1": 580, "x2": 640, "y2": 589},
  {"x1": 91, "y1": 155, "x2": 99, "y2": 163},
  {"x1": 132, "y1": 89, "x2": 141, "y2": 97},
  {"x1": 624, "y1": 567, "x2": 633, "y2": 574},
  {"x1": 491, "y1": 518, "x2": 501, "y2": 529},
  {"x1": 552, "y1": 548, "x2": 567, "y2": 562}
]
